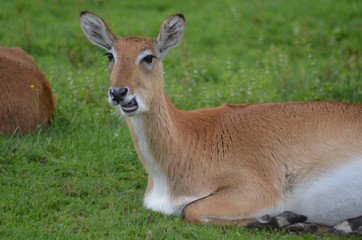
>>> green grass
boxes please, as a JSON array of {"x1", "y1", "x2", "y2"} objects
[{"x1": 0, "y1": 0, "x2": 361, "y2": 239}]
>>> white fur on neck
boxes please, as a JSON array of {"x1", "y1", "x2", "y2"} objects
[
  {"x1": 129, "y1": 116, "x2": 174, "y2": 214},
  {"x1": 129, "y1": 115, "x2": 201, "y2": 215}
]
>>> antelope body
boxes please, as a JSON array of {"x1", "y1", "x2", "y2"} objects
[
  {"x1": 80, "y1": 12, "x2": 362, "y2": 234},
  {"x1": 0, "y1": 46, "x2": 55, "y2": 136}
]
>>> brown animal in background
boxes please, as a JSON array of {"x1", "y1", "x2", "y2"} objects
[
  {"x1": 80, "y1": 12, "x2": 362, "y2": 235},
  {"x1": 0, "y1": 46, "x2": 55, "y2": 135}
]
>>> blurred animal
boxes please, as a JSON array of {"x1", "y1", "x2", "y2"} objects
[{"x1": 0, "y1": 46, "x2": 55, "y2": 135}]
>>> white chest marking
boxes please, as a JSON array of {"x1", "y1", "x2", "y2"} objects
[{"x1": 130, "y1": 116, "x2": 174, "y2": 214}]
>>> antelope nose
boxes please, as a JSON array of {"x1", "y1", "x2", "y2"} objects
[{"x1": 109, "y1": 87, "x2": 128, "y2": 104}]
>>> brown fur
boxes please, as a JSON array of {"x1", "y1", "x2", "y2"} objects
[
  {"x1": 139, "y1": 97, "x2": 362, "y2": 222},
  {"x1": 0, "y1": 46, "x2": 55, "y2": 135},
  {"x1": 80, "y1": 11, "x2": 362, "y2": 231}
]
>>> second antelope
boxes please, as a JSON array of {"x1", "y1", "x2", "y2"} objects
[
  {"x1": 0, "y1": 46, "x2": 55, "y2": 136},
  {"x1": 80, "y1": 12, "x2": 362, "y2": 235}
]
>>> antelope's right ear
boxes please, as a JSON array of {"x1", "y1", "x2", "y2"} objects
[{"x1": 79, "y1": 11, "x2": 117, "y2": 51}]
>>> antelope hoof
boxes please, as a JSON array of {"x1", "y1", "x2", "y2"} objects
[
  {"x1": 327, "y1": 216, "x2": 362, "y2": 236},
  {"x1": 284, "y1": 223, "x2": 322, "y2": 234},
  {"x1": 246, "y1": 211, "x2": 307, "y2": 229}
]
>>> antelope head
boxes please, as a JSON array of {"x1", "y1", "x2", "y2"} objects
[{"x1": 80, "y1": 11, "x2": 185, "y2": 116}]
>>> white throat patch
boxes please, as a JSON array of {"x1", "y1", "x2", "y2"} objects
[{"x1": 129, "y1": 116, "x2": 174, "y2": 214}]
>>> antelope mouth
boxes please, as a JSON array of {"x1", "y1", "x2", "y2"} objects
[{"x1": 121, "y1": 98, "x2": 139, "y2": 113}]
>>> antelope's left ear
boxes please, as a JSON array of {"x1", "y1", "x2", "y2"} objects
[{"x1": 156, "y1": 14, "x2": 185, "y2": 59}]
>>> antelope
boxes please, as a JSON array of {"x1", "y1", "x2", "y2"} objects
[
  {"x1": 0, "y1": 46, "x2": 55, "y2": 136},
  {"x1": 80, "y1": 11, "x2": 362, "y2": 235}
]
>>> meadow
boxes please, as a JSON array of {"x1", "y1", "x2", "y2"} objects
[{"x1": 0, "y1": 0, "x2": 361, "y2": 239}]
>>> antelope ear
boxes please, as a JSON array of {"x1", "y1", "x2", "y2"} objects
[
  {"x1": 80, "y1": 11, "x2": 117, "y2": 51},
  {"x1": 156, "y1": 14, "x2": 185, "y2": 59}
]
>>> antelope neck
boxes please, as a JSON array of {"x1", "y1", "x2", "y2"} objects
[{"x1": 126, "y1": 92, "x2": 184, "y2": 171}]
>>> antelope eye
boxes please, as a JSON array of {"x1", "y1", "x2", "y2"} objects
[
  {"x1": 142, "y1": 55, "x2": 155, "y2": 64},
  {"x1": 103, "y1": 52, "x2": 114, "y2": 63}
]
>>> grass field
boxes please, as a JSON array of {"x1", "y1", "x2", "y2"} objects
[{"x1": 0, "y1": 0, "x2": 361, "y2": 239}]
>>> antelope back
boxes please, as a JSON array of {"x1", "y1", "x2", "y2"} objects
[{"x1": 0, "y1": 46, "x2": 55, "y2": 135}]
